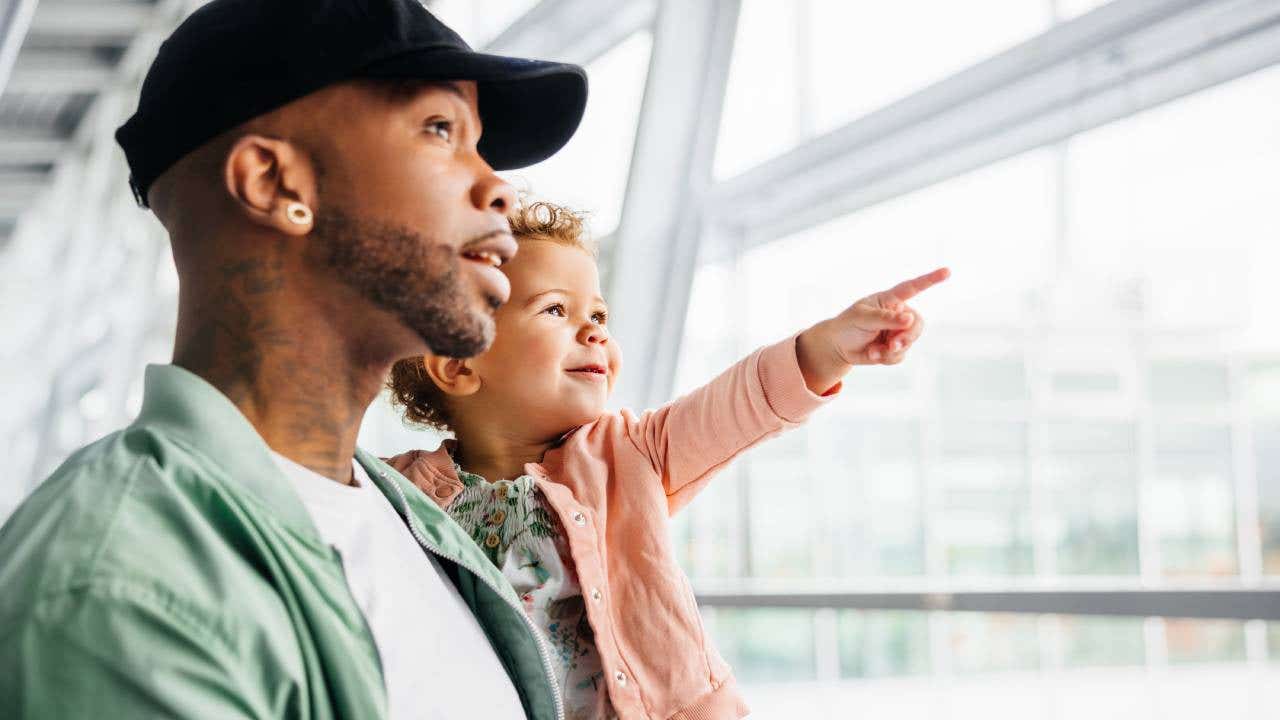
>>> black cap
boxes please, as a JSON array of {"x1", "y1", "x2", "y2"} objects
[{"x1": 116, "y1": 0, "x2": 588, "y2": 207}]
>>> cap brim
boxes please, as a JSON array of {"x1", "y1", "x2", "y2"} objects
[{"x1": 360, "y1": 50, "x2": 588, "y2": 171}]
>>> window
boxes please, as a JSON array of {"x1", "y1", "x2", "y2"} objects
[
  {"x1": 715, "y1": 0, "x2": 1054, "y2": 178},
  {"x1": 1045, "y1": 422, "x2": 1139, "y2": 575},
  {"x1": 838, "y1": 610, "x2": 930, "y2": 678},
  {"x1": 425, "y1": 0, "x2": 542, "y2": 48},
  {"x1": 676, "y1": 60, "x2": 1280, "y2": 693},
  {"x1": 501, "y1": 33, "x2": 653, "y2": 237}
]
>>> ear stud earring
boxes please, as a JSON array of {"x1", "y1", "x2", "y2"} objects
[{"x1": 286, "y1": 202, "x2": 313, "y2": 226}]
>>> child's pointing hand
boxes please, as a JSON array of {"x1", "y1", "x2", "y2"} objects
[{"x1": 795, "y1": 267, "x2": 950, "y2": 395}]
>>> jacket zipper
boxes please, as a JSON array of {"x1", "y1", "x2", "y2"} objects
[{"x1": 384, "y1": 475, "x2": 566, "y2": 720}]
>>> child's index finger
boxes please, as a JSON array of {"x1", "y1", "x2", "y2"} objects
[{"x1": 885, "y1": 267, "x2": 950, "y2": 301}]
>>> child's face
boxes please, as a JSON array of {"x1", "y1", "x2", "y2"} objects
[{"x1": 465, "y1": 240, "x2": 622, "y2": 436}]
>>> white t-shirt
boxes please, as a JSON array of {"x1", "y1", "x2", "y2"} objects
[{"x1": 270, "y1": 452, "x2": 526, "y2": 720}]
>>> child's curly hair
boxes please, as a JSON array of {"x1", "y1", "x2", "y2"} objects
[{"x1": 386, "y1": 200, "x2": 595, "y2": 431}]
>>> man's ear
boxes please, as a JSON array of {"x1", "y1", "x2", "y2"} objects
[
  {"x1": 224, "y1": 135, "x2": 318, "y2": 237},
  {"x1": 422, "y1": 356, "x2": 482, "y2": 398}
]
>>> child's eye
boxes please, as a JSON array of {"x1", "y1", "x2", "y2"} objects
[
  {"x1": 425, "y1": 118, "x2": 453, "y2": 142},
  {"x1": 591, "y1": 311, "x2": 608, "y2": 325},
  {"x1": 544, "y1": 304, "x2": 566, "y2": 317}
]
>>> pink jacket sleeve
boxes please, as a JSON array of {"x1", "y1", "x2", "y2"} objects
[{"x1": 620, "y1": 334, "x2": 839, "y2": 515}]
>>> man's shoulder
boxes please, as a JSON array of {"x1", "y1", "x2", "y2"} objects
[
  {"x1": 4, "y1": 423, "x2": 201, "y2": 549},
  {"x1": 0, "y1": 431, "x2": 314, "y2": 717},
  {"x1": 0, "y1": 423, "x2": 282, "y2": 630},
  {"x1": 3, "y1": 426, "x2": 165, "y2": 554}
]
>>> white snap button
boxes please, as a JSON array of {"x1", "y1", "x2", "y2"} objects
[
  {"x1": 572, "y1": 511, "x2": 586, "y2": 526},
  {"x1": 614, "y1": 670, "x2": 627, "y2": 686},
  {"x1": 590, "y1": 588, "x2": 602, "y2": 602},
  {"x1": 379, "y1": 470, "x2": 387, "y2": 477}
]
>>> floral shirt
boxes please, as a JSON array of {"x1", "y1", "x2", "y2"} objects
[{"x1": 447, "y1": 466, "x2": 615, "y2": 720}]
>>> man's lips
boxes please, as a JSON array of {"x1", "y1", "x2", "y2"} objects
[
  {"x1": 459, "y1": 230, "x2": 517, "y2": 306},
  {"x1": 460, "y1": 230, "x2": 517, "y2": 268}
]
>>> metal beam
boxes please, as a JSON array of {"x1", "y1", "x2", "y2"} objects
[
  {"x1": 0, "y1": 133, "x2": 69, "y2": 165},
  {"x1": 27, "y1": 1, "x2": 153, "y2": 44},
  {"x1": 0, "y1": 0, "x2": 40, "y2": 98},
  {"x1": 0, "y1": 184, "x2": 42, "y2": 217},
  {"x1": 0, "y1": 168, "x2": 48, "y2": 184},
  {"x1": 486, "y1": 0, "x2": 655, "y2": 64},
  {"x1": 605, "y1": 0, "x2": 741, "y2": 410},
  {"x1": 707, "y1": 0, "x2": 1280, "y2": 248},
  {"x1": 0, "y1": 169, "x2": 48, "y2": 210},
  {"x1": 6, "y1": 49, "x2": 117, "y2": 93},
  {"x1": 696, "y1": 585, "x2": 1280, "y2": 621}
]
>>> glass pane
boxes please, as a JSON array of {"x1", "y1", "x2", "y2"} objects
[
  {"x1": 1165, "y1": 619, "x2": 1247, "y2": 664},
  {"x1": 813, "y1": 419, "x2": 924, "y2": 576},
  {"x1": 1259, "y1": 419, "x2": 1280, "y2": 576},
  {"x1": 502, "y1": 32, "x2": 652, "y2": 237},
  {"x1": 673, "y1": 260, "x2": 743, "y2": 396},
  {"x1": 1046, "y1": 420, "x2": 1137, "y2": 455},
  {"x1": 736, "y1": 149, "x2": 1055, "y2": 340},
  {"x1": 713, "y1": 0, "x2": 803, "y2": 179},
  {"x1": 804, "y1": 2, "x2": 1050, "y2": 141},
  {"x1": 1046, "y1": 422, "x2": 1140, "y2": 575},
  {"x1": 948, "y1": 613, "x2": 1040, "y2": 673},
  {"x1": 837, "y1": 610, "x2": 930, "y2": 678},
  {"x1": 1152, "y1": 424, "x2": 1237, "y2": 576},
  {"x1": 1251, "y1": 362, "x2": 1280, "y2": 417},
  {"x1": 747, "y1": 427, "x2": 816, "y2": 578},
  {"x1": 1064, "y1": 68, "x2": 1280, "y2": 336},
  {"x1": 1253, "y1": 363, "x2": 1280, "y2": 576},
  {"x1": 715, "y1": 0, "x2": 1052, "y2": 178},
  {"x1": 1150, "y1": 361, "x2": 1229, "y2": 409},
  {"x1": 1060, "y1": 616, "x2": 1145, "y2": 667},
  {"x1": 938, "y1": 357, "x2": 1027, "y2": 410},
  {"x1": 1051, "y1": 370, "x2": 1122, "y2": 394},
  {"x1": 671, "y1": 462, "x2": 742, "y2": 579},
  {"x1": 937, "y1": 421, "x2": 1033, "y2": 575},
  {"x1": 708, "y1": 608, "x2": 816, "y2": 683}
]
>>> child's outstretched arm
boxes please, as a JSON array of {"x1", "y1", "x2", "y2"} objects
[
  {"x1": 795, "y1": 267, "x2": 951, "y2": 395},
  {"x1": 623, "y1": 267, "x2": 949, "y2": 514}
]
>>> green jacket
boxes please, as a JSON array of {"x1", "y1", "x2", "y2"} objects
[{"x1": 0, "y1": 365, "x2": 561, "y2": 719}]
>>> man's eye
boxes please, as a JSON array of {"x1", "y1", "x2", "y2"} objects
[
  {"x1": 425, "y1": 119, "x2": 452, "y2": 142},
  {"x1": 544, "y1": 304, "x2": 566, "y2": 317}
]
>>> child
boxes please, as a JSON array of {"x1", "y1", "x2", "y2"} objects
[{"x1": 385, "y1": 202, "x2": 947, "y2": 720}]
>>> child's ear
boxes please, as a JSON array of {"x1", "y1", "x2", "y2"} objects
[{"x1": 422, "y1": 356, "x2": 481, "y2": 397}]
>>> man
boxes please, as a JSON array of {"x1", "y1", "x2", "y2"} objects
[{"x1": 0, "y1": 1, "x2": 586, "y2": 718}]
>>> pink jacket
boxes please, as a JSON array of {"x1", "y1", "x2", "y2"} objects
[{"x1": 387, "y1": 335, "x2": 837, "y2": 719}]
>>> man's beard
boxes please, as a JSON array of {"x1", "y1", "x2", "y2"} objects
[{"x1": 309, "y1": 206, "x2": 497, "y2": 358}]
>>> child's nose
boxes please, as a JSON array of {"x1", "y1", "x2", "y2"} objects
[{"x1": 580, "y1": 323, "x2": 609, "y2": 344}]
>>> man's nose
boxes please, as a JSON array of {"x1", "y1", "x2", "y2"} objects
[{"x1": 471, "y1": 166, "x2": 517, "y2": 215}]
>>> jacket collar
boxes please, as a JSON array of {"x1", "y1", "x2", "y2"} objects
[
  {"x1": 131, "y1": 363, "x2": 319, "y2": 539},
  {"x1": 388, "y1": 442, "x2": 563, "y2": 509}
]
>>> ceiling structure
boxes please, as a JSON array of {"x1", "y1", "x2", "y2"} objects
[{"x1": 0, "y1": 0, "x2": 164, "y2": 250}]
